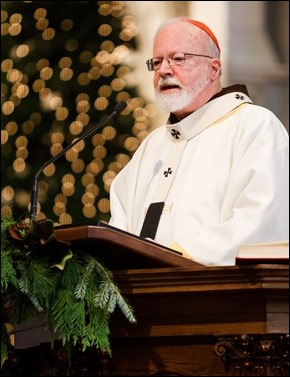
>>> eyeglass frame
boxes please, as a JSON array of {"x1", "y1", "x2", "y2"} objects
[{"x1": 146, "y1": 52, "x2": 213, "y2": 72}]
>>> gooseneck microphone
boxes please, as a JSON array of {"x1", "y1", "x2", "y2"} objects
[{"x1": 30, "y1": 101, "x2": 127, "y2": 220}]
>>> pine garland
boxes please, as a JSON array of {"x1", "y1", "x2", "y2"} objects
[{"x1": 1, "y1": 216, "x2": 137, "y2": 369}]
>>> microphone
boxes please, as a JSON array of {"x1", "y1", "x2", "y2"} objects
[{"x1": 30, "y1": 101, "x2": 127, "y2": 220}]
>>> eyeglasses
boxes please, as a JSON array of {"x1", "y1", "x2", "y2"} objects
[{"x1": 146, "y1": 52, "x2": 213, "y2": 72}]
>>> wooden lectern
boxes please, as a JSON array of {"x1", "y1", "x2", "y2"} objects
[
  {"x1": 53, "y1": 223, "x2": 201, "y2": 269},
  {"x1": 11, "y1": 225, "x2": 289, "y2": 376}
]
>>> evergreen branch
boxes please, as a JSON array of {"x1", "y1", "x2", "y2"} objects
[
  {"x1": 1, "y1": 216, "x2": 137, "y2": 369},
  {"x1": 116, "y1": 292, "x2": 137, "y2": 324},
  {"x1": 105, "y1": 285, "x2": 118, "y2": 313},
  {"x1": 91, "y1": 261, "x2": 137, "y2": 323},
  {"x1": 51, "y1": 289, "x2": 86, "y2": 346},
  {"x1": 83, "y1": 297, "x2": 111, "y2": 354},
  {"x1": 74, "y1": 257, "x2": 96, "y2": 299},
  {"x1": 1, "y1": 250, "x2": 18, "y2": 290},
  {"x1": 93, "y1": 281, "x2": 111, "y2": 308},
  {"x1": 1, "y1": 323, "x2": 14, "y2": 369}
]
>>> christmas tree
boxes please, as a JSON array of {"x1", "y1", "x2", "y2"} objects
[{"x1": 1, "y1": 1, "x2": 153, "y2": 224}]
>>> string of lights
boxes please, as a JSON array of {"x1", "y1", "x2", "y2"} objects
[{"x1": 1, "y1": 1, "x2": 159, "y2": 224}]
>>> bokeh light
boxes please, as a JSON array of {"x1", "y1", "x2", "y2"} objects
[{"x1": 1, "y1": 1, "x2": 158, "y2": 225}]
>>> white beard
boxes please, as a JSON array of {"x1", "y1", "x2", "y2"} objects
[{"x1": 155, "y1": 70, "x2": 210, "y2": 113}]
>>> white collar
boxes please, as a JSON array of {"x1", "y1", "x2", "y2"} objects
[{"x1": 165, "y1": 91, "x2": 253, "y2": 142}]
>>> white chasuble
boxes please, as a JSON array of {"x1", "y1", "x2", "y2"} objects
[{"x1": 109, "y1": 91, "x2": 289, "y2": 266}]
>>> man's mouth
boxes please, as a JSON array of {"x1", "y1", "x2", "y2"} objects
[{"x1": 159, "y1": 84, "x2": 181, "y2": 92}]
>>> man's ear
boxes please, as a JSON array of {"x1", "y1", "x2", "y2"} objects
[{"x1": 210, "y1": 58, "x2": 222, "y2": 79}]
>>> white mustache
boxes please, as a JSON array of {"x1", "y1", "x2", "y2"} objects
[{"x1": 157, "y1": 78, "x2": 183, "y2": 91}]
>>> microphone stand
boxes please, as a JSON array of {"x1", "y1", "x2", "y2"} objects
[{"x1": 30, "y1": 101, "x2": 127, "y2": 221}]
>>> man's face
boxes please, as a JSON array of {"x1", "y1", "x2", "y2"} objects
[{"x1": 152, "y1": 22, "x2": 214, "y2": 117}]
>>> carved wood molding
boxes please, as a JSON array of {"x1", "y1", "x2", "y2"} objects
[
  {"x1": 53, "y1": 343, "x2": 111, "y2": 376},
  {"x1": 6, "y1": 342, "x2": 112, "y2": 376},
  {"x1": 214, "y1": 333, "x2": 289, "y2": 376}
]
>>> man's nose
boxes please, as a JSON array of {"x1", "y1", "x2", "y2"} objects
[{"x1": 158, "y1": 57, "x2": 173, "y2": 74}]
